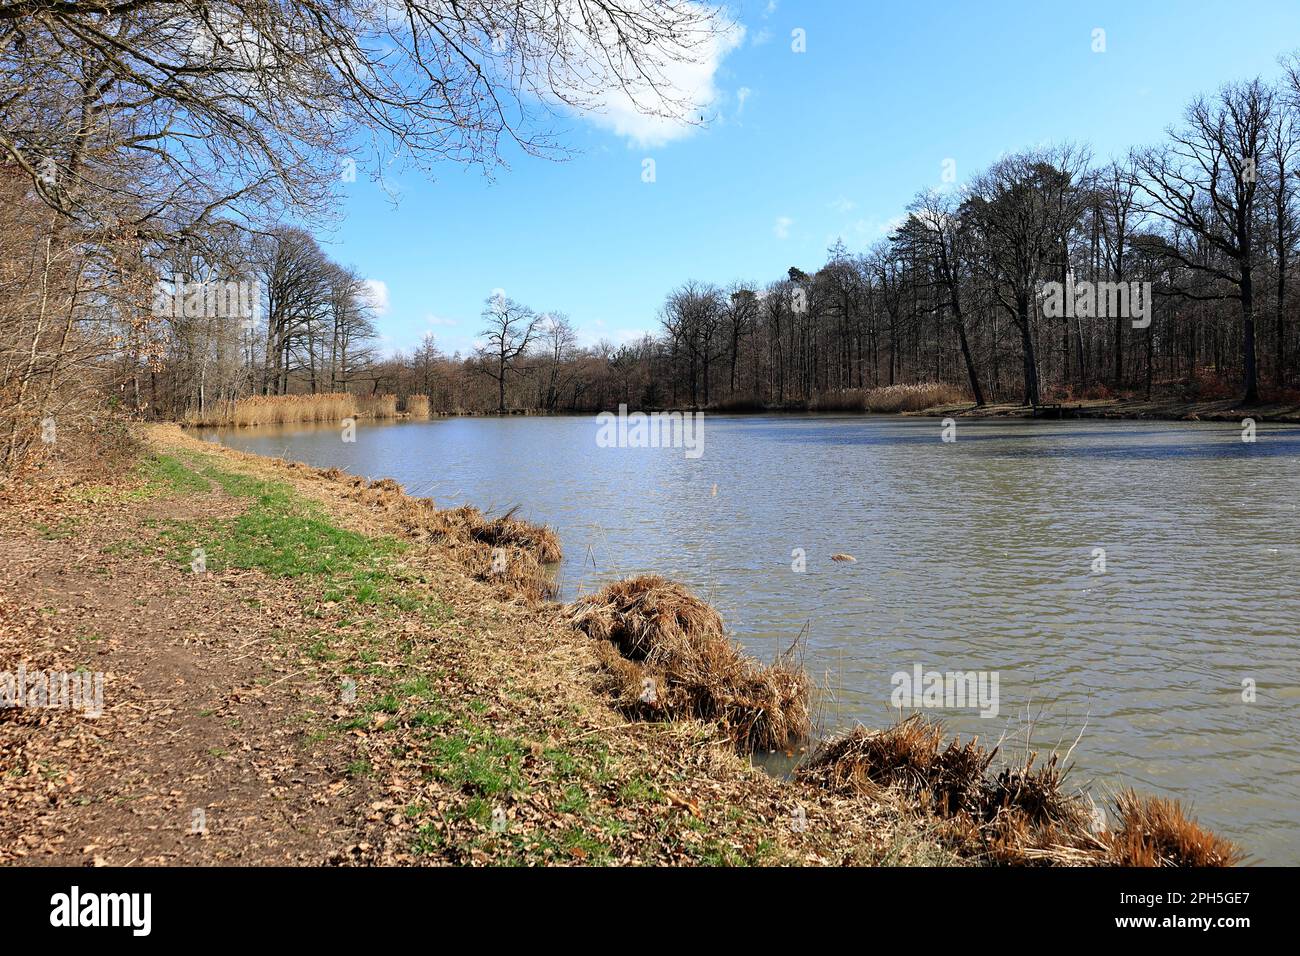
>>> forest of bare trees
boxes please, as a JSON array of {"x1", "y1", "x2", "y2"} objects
[{"x1": 365, "y1": 72, "x2": 1300, "y2": 415}]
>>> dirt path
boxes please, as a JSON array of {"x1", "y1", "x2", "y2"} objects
[{"x1": 0, "y1": 476, "x2": 372, "y2": 865}]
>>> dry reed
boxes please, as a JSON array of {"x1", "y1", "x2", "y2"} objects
[
  {"x1": 356, "y1": 393, "x2": 398, "y2": 419},
  {"x1": 187, "y1": 392, "x2": 406, "y2": 427},
  {"x1": 1105, "y1": 790, "x2": 1245, "y2": 867},
  {"x1": 813, "y1": 383, "x2": 967, "y2": 413},
  {"x1": 187, "y1": 393, "x2": 355, "y2": 427}
]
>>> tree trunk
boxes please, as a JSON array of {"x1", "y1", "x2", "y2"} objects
[
  {"x1": 1017, "y1": 295, "x2": 1040, "y2": 406},
  {"x1": 1242, "y1": 265, "x2": 1259, "y2": 403}
]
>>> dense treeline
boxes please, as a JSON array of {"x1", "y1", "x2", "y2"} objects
[{"x1": 388, "y1": 72, "x2": 1300, "y2": 414}]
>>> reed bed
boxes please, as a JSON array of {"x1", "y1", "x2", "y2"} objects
[
  {"x1": 568, "y1": 575, "x2": 810, "y2": 752},
  {"x1": 187, "y1": 393, "x2": 356, "y2": 427},
  {"x1": 357, "y1": 393, "x2": 398, "y2": 419},
  {"x1": 188, "y1": 392, "x2": 406, "y2": 427},
  {"x1": 796, "y1": 714, "x2": 1240, "y2": 866},
  {"x1": 813, "y1": 382, "x2": 967, "y2": 413},
  {"x1": 405, "y1": 394, "x2": 430, "y2": 418}
]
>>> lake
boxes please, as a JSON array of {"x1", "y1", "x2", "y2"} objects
[{"x1": 207, "y1": 413, "x2": 1300, "y2": 863}]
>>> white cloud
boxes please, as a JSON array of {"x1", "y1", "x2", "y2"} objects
[
  {"x1": 362, "y1": 279, "x2": 390, "y2": 316},
  {"x1": 424, "y1": 313, "x2": 457, "y2": 327},
  {"x1": 576, "y1": 8, "x2": 746, "y2": 148},
  {"x1": 750, "y1": 28, "x2": 772, "y2": 47},
  {"x1": 828, "y1": 196, "x2": 856, "y2": 215},
  {"x1": 736, "y1": 86, "x2": 752, "y2": 115},
  {"x1": 773, "y1": 215, "x2": 793, "y2": 239},
  {"x1": 848, "y1": 215, "x2": 906, "y2": 241},
  {"x1": 764, "y1": 1, "x2": 778, "y2": 17}
]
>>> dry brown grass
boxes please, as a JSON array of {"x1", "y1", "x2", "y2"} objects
[
  {"x1": 568, "y1": 575, "x2": 811, "y2": 752},
  {"x1": 797, "y1": 714, "x2": 1240, "y2": 867},
  {"x1": 798, "y1": 715, "x2": 991, "y2": 810},
  {"x1": 797, "y1": 716, "x2": 1095, "y2": 863},
  {"x1": 464, "y1": 540, "x2": 558, "y2": 601},
  {"x1": 372, "y1": 498, "x2": 560, "y2": 602},
  {"x1": 406, "y1": 395, "x2": 430, "y2": 418},
  {"x1": 304, "y1": 468, "x2": 561, "y2": 602},
  {"x1": 1105, "y1": 790, "x2": 1245, "y2": 867},
  {"x1": 424, "y1": 504, "x2": 563, "y2": 564}
]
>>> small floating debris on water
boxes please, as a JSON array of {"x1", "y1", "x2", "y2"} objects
[
  {"x1": 710, "y1": 483, "x2": 718, "y2": 497},
  {"x1": 831, "y1": 553, "x2": 856, "y2": 563}
]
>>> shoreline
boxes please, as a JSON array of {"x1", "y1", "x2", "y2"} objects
[
  {"x1": 0, "y1": 425, "x2": 1243, "y2": 866},
  {"x1": 184, "y1": 396, "x2": 1300, "y2": 428},
  {"x1": 0, "y1": 425, "x2": 960, "y2": 866}
]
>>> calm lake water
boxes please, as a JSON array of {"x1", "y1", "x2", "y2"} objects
[{"x1": 208, "y1": 414, "x2": 1300, "y2": 863}]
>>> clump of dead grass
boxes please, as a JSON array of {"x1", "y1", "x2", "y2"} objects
[
  {"x1": 1104, "y1": 789, "x2": 1244, "y2": 867},
  {"x1": 422, "y1": 503, "x2": 562, "y2": 564},
  {"x1": 797, "y1": 715, "x2": 990, "y2": 810},
  {"x1": 568, "y1": 575, "x2": 811, "y2": 752},
  {"x1": 389, "y1": 499, "x2": 560, "y2": 601},
  {"x1": 463, "y1": 540, "x2": 558, "y2": 601},
  {"x1": 796, "y1": 714, "x2": 1240, "y2": 867},
  {"x1": 798, "y1": 716, "x2": 1094, "y2": 863}
]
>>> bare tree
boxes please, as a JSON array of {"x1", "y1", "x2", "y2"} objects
[
  {"x1": 1134, "y1": 80, "x2": 1273, "y2": 403},
  {"x1": 476, "y1": 293, "x2": 540, "y2": 413},
  {"x1": 538, "y1": 312, "x2": 577, "y2": 411},
  {"x1": 660, "y1": 280, "x2": 724, "y2": 406},
  {"x1": 723, "y1": 285, "x2": 758, "y2": 397},
  {"x1": 1092, "y1": 161, "x2": 1141, "y2": 385},
  {"x1": 324, "y1": 266, "x2": 377, "y2": 393},
  {"x1": 966, "y1": 145, "x2": 1091, "y2": 405},
  {"x1": 896, "y1": 190, "x2": 985, "y2": 405},
  {"x1": 253, "y1": 228, "x2": 331, "y2": 395},
  {"x1": 0, "y1": 1, "x2": 731, "y2": 236}
]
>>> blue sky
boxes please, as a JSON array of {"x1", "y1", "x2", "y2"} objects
[{"x1": 322, "y1": 0, "x2": 1300, "y2": 358}]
